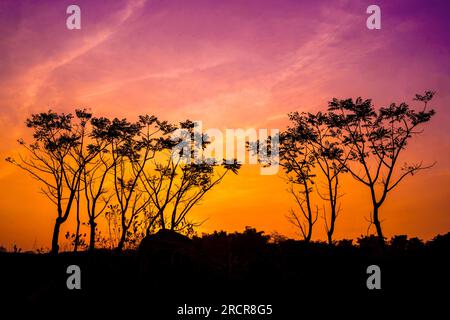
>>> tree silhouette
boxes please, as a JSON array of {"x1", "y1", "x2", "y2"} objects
[
  {"x1": 140, "y1": 120, "x2": 241, "y2": 234},
  {"x1": 6, "y1": 110, "x2": 97, "y2": 254},
  {"x1": 108, "y1": 115, "x2": 161, "y2": 252},
  {"x1": 286, "y1": 112, "x2": 347, "y2": 244},
  {"x1": 70, "y1": 109, "x2": 100, "y2": 252},
  {"x1": 326, "y1": 91, "x2": 436, "y2": 245},
  {"x1": 279, "y1": 122, "x2": 318, "y2": 242},
  {"x1": 81, "y1": 116, "x2": 118, "y2": 251},
  {"x1": 5, "y1": 92, "x2": 436, "y2": 253},
  {"x1": 6, "y1": 109, "x2": 242, "y2": 253}
]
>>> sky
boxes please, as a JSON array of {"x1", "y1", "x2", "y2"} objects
[{"x1": 0, "y1": 0, "x2": 449, "y2": 250}]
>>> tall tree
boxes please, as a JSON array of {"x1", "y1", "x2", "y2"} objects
[
  {"x1": 6, "y1": 110, "x2": 96, "y2": 254},
  {"x1": 140, "y1": 120, "x2": 241, "y2": 234},
  {"x1": 80, "y1": 116, "x2": 117, "y2": 251},
  {"x1": 287, "y1": 112, "x2": 347, "y2": 244},
  {"x1": 109, "y1": 115, "x2": 172, "y2": 252},
  {"x1": 326, "y1": 91, "x2": 436, "y2": 245},
  {"x1": 69, "y1": 109, "x2": 96, "y2": 252},
  {"x1": 279, "y1": 123, "x2": 318, "y2": 242}
]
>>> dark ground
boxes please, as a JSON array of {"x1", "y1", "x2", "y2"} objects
[{"x1": 0, "y1": 228, "x2": 448, "y2": 317}]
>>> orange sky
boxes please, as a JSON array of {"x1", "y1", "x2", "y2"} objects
[{"x1": 0, "y1": 0, "x2": 449, "y2": 250}]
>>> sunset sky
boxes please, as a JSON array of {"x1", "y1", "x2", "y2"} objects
[{"x1": 0, "y1": 0, "x2": 449, "y2": 250}]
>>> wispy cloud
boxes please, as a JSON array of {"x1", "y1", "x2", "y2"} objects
[{"x1": 4, "y1": 0, "x2": 148, "y2": 114}]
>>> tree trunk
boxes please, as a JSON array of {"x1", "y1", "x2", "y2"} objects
[
  {"x1": 373, "y1": 205, "x2": 385, "y2": 247},
  {"x1": 116, "y1": 230, "x2": 127, "y2": 253},
  {"x1": 327, "y1": 201, "x2": 337, "y2": 245},
  {"x1": 89, "y1": 219, "x2": 96, "y2": 251},
  {"x1": 327, "y1": 180, "x2": 336, "y2": 245},
  {"x1": 305, "y1": 226, "x2": 312, "y2": 243},
  {"x1": 369, "y1": 185, "x2": 385, "y2": 248},
  {"x1": 327, "y1": 217, "x2": 334, "y2": 245},
  {"x1": 51, "y1": 217, "x2": 63, "y2": 254},
  {"x1": 159, "y1": 209, "x2": 166, "y2": 230},
  {"x1": 74, "y1": 188, "x2": 82, "y2": 252},
  {"x1": 74, "y1": 208, "x2": 81, "y2": 252},
  {"x1": 304, "y1": 181, "x2": 313, "y2": 243}
]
